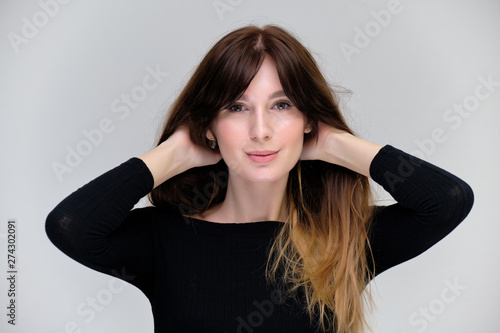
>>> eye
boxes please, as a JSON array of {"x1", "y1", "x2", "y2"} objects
[
  {"x1": 273, "y1": 101, "x2": 293, "y2": 110},
  {"x1": 228, "y1": 104, "x2": 247, "y2": 112}
]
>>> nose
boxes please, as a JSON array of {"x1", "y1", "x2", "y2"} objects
[{"x1": 249, "y1": 108, "x2": 273, "y2": 142}]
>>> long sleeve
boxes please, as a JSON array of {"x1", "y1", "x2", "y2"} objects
[
  {"x1": 45, "y1": 158, "x2": 156, "y2": 293},
  {"x1": 368, "y1": 145, "x2": 474, "y2": 276},
  {"x1": 45, "y1": 146, "x2": 474, "y2": 332}
]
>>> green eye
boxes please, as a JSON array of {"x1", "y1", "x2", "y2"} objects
[{"x1": 275, "y1": 102, "x2": 291, "y2": 110}]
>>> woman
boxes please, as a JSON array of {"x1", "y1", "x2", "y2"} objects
[{"x1": 46, "y1": 25, "x2": 474, "y2": 332}]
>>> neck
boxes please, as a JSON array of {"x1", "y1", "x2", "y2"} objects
[{"x1": 208, "y1": 176, "x2": 288, "y2": 223}]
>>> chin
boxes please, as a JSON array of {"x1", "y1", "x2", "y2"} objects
[
  {"x1": 242, "y1": 168, "x2": 291, "y2": 184},
  {"x1": 226, "y1": 158, "x2": 297, "y2": 184},
  {"x1": 249, "y1": 175, "x2": 285, "y2": 183}
]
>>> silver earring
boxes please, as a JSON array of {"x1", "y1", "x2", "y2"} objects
[{"x1": 208, "y1": 139, "x2": 217, "y2": 149}]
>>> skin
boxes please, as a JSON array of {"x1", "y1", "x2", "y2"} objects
[
  {"x1": 139, "y1": 57, "x2": 383, "y2": 223},
  {"x1": 202, "y1": 56, "x2": 311, "y2": 222}
]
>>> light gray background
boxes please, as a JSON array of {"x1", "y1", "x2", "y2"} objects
[{"x1": 1, "y1": 0, "x2": 499, "y2": 332}]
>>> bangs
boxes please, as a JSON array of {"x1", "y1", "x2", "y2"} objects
[
  {"x1": 174, "y1": 24, "x2": 347, "y2": 146},
  {"x1": 213, "y1": 41, "x2": 266, "y2": 109},
  {"x1": 190, "y1": 29, "x2": 267, "y2": 125}
]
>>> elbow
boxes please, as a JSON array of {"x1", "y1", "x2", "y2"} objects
[
  {"x1": 439, "y1": 179, "x2": 474, "y2": 228},
  {"x1": 45, "y1": 208, "x2": 75, "y2": 249},
  {"x1": 45, "y1": 209, "x2": 63, "y2": 247},
  {"x1": 458, "y1": 181, "x2": 474, "y2": 222},
  {"x1": 45, "y1": 210, "x2": 59, "y2": 243}
]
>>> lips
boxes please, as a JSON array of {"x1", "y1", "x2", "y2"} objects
[{"x1": 246, "y1": 150, "x2": 279, "y2": 163}]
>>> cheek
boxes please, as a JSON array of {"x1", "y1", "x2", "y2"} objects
[
  {"x1": 214, "y1": 119, "x2": 238, "y2": 144},
  {"x1": 278, "y1": 117, "x2": 306, "y2": 144},
  {"x1": 212, "y1": 119, "x2": 242, "y2": 159}
]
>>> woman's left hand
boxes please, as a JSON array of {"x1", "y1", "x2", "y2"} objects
[
  {"x1": 301, "y1": 122, "x2": 344, "y2": 162},
  {"x1": 300, "y1": 121, "x2": 383, "y2": 178}
]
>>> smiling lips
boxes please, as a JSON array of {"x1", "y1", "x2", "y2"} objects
[{"x1": 246, "y1": 150, "x2": 279, "y2": 163}]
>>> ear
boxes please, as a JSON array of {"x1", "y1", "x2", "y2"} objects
[
  {"x1": 304, "y1": 122, "x2": 312, "y2": 134},
  {"x1": 206, "y1": 128, "x2": 215, "y2": 140}
]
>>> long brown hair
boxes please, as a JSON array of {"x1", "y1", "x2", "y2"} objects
[{"x1": 149, "y1": 25, "x2": 375, "y2": 333}]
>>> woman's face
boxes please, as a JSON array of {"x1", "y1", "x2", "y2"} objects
[{"x1": 207, "y1": 56, "x2": 310, "y2": 184}]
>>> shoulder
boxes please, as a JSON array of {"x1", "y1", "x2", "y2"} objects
[{"x1": 122, "y1": 205, "x2": 180, "y2": 230}]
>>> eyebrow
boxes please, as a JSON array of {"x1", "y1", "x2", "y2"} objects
[{"x1": 238, "y1": 90, "x2": 288, "y2": 101}]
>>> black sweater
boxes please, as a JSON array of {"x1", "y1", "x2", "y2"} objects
[{"x1": 45, "y1": 145, "x2": 474, "y2": 332}]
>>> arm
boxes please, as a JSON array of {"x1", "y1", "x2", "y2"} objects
[
  {"x1": 301, "y1": 123, "x2": 383, "y2": 177},
  {"x1": 46, "y1": 126, "x2": 221, "y2": 289},
  {"x1": 45, "y1": 158, "x2": 156, "y2": 291},
  {"x1": 139, "y1": 126, "x2": 221, "y2": 188},
  {"x1": 367, "y1": 145, "x2": 474, "y2": 275},
  {"x1": 302, "y1": 124, "x2": 474, "y2": 275}
]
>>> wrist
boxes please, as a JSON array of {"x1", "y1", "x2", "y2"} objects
[
  {"x1": 139, "y1": 139, "x2": 191, "y2": 188},
  {"x1": 320, "y1": 130, "x2": 353, "y2": 165},
  {"x1": 321, "y1": 131, "x2": 382, "y2": 178}
]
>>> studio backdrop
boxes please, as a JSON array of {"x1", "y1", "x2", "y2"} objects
[{"x1": 1, "y1": 0, "x2": 499, "y2": 332}]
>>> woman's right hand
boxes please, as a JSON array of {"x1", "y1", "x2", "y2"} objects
[{"x1": 139, "y1": 126, "x2": 222, "y2": 188}]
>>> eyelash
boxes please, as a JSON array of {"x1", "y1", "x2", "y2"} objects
[
  {"x1": 273, "y1": 101, "x2": 292, "y2": 110},
  {"x1": 227, "y1": 104, "x2": 247, "y2": 112},
  {"x1": 227, "y1": 101, "x2": 293, "y2": 112}
]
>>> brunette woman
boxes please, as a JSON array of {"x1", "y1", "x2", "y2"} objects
[{"x1": 46, "y1": 25, "x2": 473, "y2": 333}]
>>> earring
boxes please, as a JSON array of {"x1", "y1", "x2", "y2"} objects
[{"x1": 208, "y1": 138, "x2": 217, "y2": 149}]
